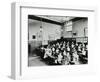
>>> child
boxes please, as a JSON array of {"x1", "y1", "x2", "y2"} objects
[
  {"x1": 57, "y1": 52, "x2": 63, "y2": 64},
  {"x1": 72, "y1": 48, "x2": 79, "y2": 64}
]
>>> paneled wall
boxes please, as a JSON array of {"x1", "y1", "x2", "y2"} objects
[
  {"x1": 72, "y1": 19, "x2": 88, "y2": 42},
  {"x1": 63, "y1": 18, "x2": 88, "y2": 42},
  {"x1": 28, "y1": 20, "x2": 61, "y2": 41},
  {"x1": 28, "y1": 18, "x2": 88, "y2": 46},
  {"x1": 72, "y1": 19, "x2": 88, "y2": 37},
  {"x1": 28, "y1": 19, "x2": 61, "y2": 46}
]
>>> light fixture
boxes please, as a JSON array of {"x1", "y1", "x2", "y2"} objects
[{"x1": 40, "y1": 17, "x2": 43, "y2": 32}]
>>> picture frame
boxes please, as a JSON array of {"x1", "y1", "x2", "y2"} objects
[{"x1": 11, "y1": 2, "x2": 96, "y2": 80}]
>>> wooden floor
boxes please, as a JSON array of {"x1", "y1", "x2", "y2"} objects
[{"x1": 28, "y1": 54, "x2": 48, "y2": 67}]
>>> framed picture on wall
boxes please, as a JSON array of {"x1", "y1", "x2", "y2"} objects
[{"x1": 11, "y1": 2, "x2": 96, "y2": 80}]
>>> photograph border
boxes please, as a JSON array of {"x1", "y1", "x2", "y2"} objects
[{"x1": 11, "y1": 2, "x2": 96, "y2": 80}]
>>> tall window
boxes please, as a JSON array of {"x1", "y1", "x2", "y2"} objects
[{"x1": 64, "y1": 21, "x2": 72, "y2": 31}]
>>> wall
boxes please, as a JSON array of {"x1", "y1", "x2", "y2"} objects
[
  {"x1": 63, "y1": 19, "x2": 88, "y2": 42},
  {"x1": 63, "y1": 31, "x2": 72, "y2": 38},
  {"x1": 72, "y1": 19, "x2": 88, "y2": 37},
  {"x1": 29, "y1": 20, "x2": 61, "y2": 42},
  {"x1": 28, "y1": 19, "x2": 41, "y2": 41},
  {"x1": 72, "y1": 19, "x2": 88, "y2": 42},
  {"x1": 28, "y1": 19, "x2": 61, "y2": 46}
]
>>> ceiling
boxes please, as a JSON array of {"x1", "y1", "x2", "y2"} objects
[
  {"x1": 37, "y1": 15, "x2": 75, "y2": 23},
  {"x1": 28, "y1": 15, "x2": 87, "y2": 26}
]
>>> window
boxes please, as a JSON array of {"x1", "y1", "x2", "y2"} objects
[{"x1": 64, "y1": 21, "x2": 72, "y2": 31}]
